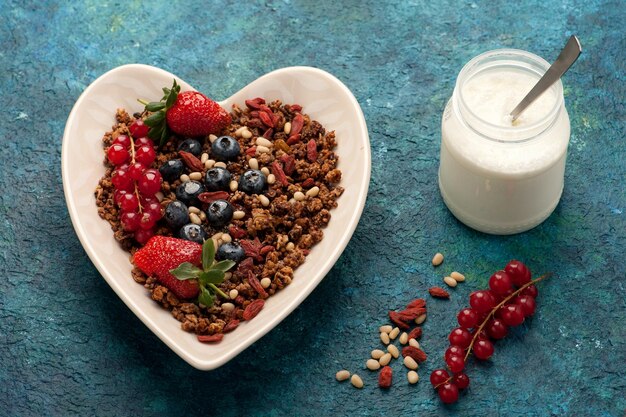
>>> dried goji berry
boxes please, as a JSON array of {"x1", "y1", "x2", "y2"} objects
[
  {"x1": 406, "y1": 298, "x2": 426, "y2": 309},
  {"x1": 229, "y1": 226, "x2": 247, "y2": 239},
  {"x1": 286, "y1": 133, "x2": 301, "y2": 145},
  {"x1": 222, "y1": 319, "x2": 240, "y2": 333},
  {"x1": 260, "y1": 245, "x2": 275, "y2": 255},
  {"x1": 398, "y1": 307, "x2": 427, "y2": 321},
  {"x1": 306, "y1": 139, "x2": 318, "y2": 162},
  {"x1": 289, "y1": 104, "x2": 302, "y2": 112},
  {"x1": 178, "y1": 151, "x2": 204, "y2": 172},
  {"x1": 263, "y1": 127, "x2": 274, "y2": 139},
  {"x1": 402, "y1": 346, "x2": 428, "y2": 363},
  {"x1": 291, "y1": 113, "x2": 304, "y2": 135},
  {"x1": 279, "y1": 154, "x2": 296, "y2": 176},
  {"x1": 197, "y1": 333, "x2": 224, "y2": 343},
  {"x1": 259, "y1": 111, "x2": 274, "y2": 128},
  {"x1": 243, "y1": 299, "x2": 265, "y2": 321},
  {"x1": 247, "y1": 271, "x2": 268, "y2": 298},
  {"x1": 388, "y1": 311, "x2": 411, "y2": 330},
  {"x1": 429, "y1": 286, "x2": 450, "y2": 299},
  {"x1": 246, "y1": 146, "x2": 257, "y2": 156},
  {"x1": 378, "y1": 366, "x2": 393, "y2": 388},
  {"x1": 198, "y1": 191, "x2": 230, "y2": 203},
  {"x1": 408, "y1": 327, "x2": 423, "y2": 340},
  {"x1": 302, "y1": 178, "x2": 315, "y2": 188},
  {"x1": 271, "y1": 161, "x2": 289, "y2": 186}
]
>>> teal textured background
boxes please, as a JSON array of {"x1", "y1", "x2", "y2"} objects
[{"x1": 1, "y1": 1, "x2": 624, "y2": 416}]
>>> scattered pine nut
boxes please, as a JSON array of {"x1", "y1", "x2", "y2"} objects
[
  {"x1": 241, "y1": 129, "x2": 252, "y2": 139},
  {"x1": 284, "y1": 121, "x2": 292, "y2": 134},
  {"x1": 451, "y1": 271, "x2": 465, "y2": 282},
  {"x1": 380, "y1": 332, "x2": 390, "y2": 345},
  {"x1": 387, "y1": 344, "x2": 400, "y2": 359},
  {"x1": 260, "y1": 277, "x2": 271, "y2": 289},
  {"x1": 221, "y1": 233, "x2": 232, "y2": 243},
  {"x1": 444, "y1": 276, "x2": 458, "y2": 287},
  {"x1": 205, "y1": 159, "x2": 216, "y2": 169},
  {"x1": 389, "y1": 327, "x2": 400, "y2": 340},
  {"x1": 229, "y1": 289, "x2": 239, "y2": 300},
  {"x1": 267, "y1": 174, "x2": 276, "y2": 184},
  {"x1": 248, "y1": 158, "x2": 259, "y2": 170},
  {"x1": 233, "y1": 210, "x2": 245, "y2": 220},
  {"x1": 189, "y1": 172, "x2": 202, "y2": 181},
  {"x1": 350, "y1": 374, "x2": 363, "y2": 388},
  {"x1": 366, "y1": 359, "x2": 381, "y2": 371},
  {"x1": 286, "y1": 242, "x2": 295, "y2": 251},
  {"x1": 209, "y1": 134, "x2": 218, "y2": 143},
  {"x1": 336, "y1": 370, "x2": 350, "y2": 381},
  {"x1": 180, "y1": 174, "x2": 190, "y2": 183},
  {"x1": 407, "y1": 371, "x2": 419, "y2": 384},
  {"x1": 371, "y1": 349, "x2": 385, "y2": 359},
  {"x1": 415, "y1": 314, "x2": 427, "y2": 325},
  {"x1": 379, "y1": 325, "x2": 392, "y2": 333},
  {"x1": 404, "y1": 356, "x2": 419, "y2": 370},
  {"x1": 235, "y1": 127, "x2": 246, "y2": 137},
  {"x1": 221, "y1": 302, "x2": 235, "y2": 312},
  {"x1": 189, "y1": 213, "x2": 201, "y2": 225},
  {"x1": 293, "y1": 191, "x2": 305, "y2": 201},
  {"x1": 258, "y1": 195, "x2": 270, "y2": 207},
  {"x1": 155, "y1": 191, "x2": 164, "y2": 202},
  {"x1": 432, "y1": 252, "x2": 444, "y2": 266},
  {"x1": 188, "y1": 206, "x2": 201, "y2": 214},
  {"x1": 200, "y1": 152, "x2": 209, "y2": 163},
  {"x1": 256, "y1": 145, "x2": 270, "y2": 154},
  {"x1": 306, "y1": 186, "x2": 320, "y2": 197},
  {"x1": 379, "y1": 353, "x2": 392, "y2": 366},
  {"x1": 261, "y1": 167, "x2": 270, "y2": 176},
  {"x1": 409, "y1": 338, "x2": 420, "y2": 348},
  {"x1": 214, "y1": 161, "x2": 227, "y2": 169},
  {"x1": 399, "y1": 332, "x2": 409, "y2": 345},
  {"x1": 199, "y1": 211, "x2": 206, "y2": 221},
  {"x1": 256, "y1": 137, "x2": 273, "y2": 148}
]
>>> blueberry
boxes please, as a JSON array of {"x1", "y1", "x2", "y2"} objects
[
  {"x1": 179, "y1": 223, "x2": 207, "y2": 243},
  {"x1": 216, "y1": 242, "x2": 246, "y2": 263},
  {"x1": 175, "y1": 180, "x2": 205, "y2": 206},
  {"x1": 204, "y1": 167, "x2": 231, "y2": 191},
  {"x1": 205, "y1": 199, "x2": 233, "y2": 228},
  {"x1": 211, "y1": 136, "x2": 240, "y2": 161},
  {"x1": 177, "y1": 138, "x2": 203, "y2": 156},
  {"x1": 159, "y1": 159, "x2": 184, "y2": 182},
  {"x1": 238, "y1": 169, "x2": 267, "y2": 194},
  {"x1": 164, "y1": 201, "x2": 189, "y2": 231}
]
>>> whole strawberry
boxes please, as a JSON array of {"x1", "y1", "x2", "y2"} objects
[{"x1": 140, "y1": 80, "x2": 231, "y2": 147}]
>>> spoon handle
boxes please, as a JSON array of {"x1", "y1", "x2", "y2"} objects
[{"x1": 510, "y1": 35, "x2": 582, "y2": 121}]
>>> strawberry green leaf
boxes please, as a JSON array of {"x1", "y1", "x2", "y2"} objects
[
  {"x1": 212, "y1": 260, "x2": 236, "y2": 272},
  {"x1": 198, "y1": 287, "x2": 214, "y2": 307},
  {"x1": 202, "y1": 239, "x2": 216, "y2": 271},
  {"x1": 170, "y1": 262, "x2": 203, "y2": 280},
  {"x1": 145, "y1": 101, "x2": 166, "y2": 112},
  {"x1": 144, "y1": 111, "x2": 165, "y2": 127},
  {"x1": 199, "y1": 270, "x2": 225, "y2": 285}
]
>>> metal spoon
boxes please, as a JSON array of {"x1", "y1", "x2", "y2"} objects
[{"x1": 510, "y1": 35, "x2": 582, "y2": 122}]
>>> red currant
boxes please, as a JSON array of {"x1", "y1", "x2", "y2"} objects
[
  {"x1": 114, "y1": 189, "x2": 128, "y2": 206},
  {"x1": 128, "y1": 162, "x2": 146, "y2": 180},
  {"x1": 520, "y1": 284, "x2": 538, "y2": 298},
  {"x1": 446, "y1": 354, "x2": 465, "y2": 373},
  {"x1": 505, "y1": 260, "x2": 531, "y2": 287},
  {"x1": 135, "y1": 145, "x2": 156, "y2": 166},
  {"x1": 448, "y1": 328, "x2": 472, "y2": 349},
  {"x1": 452, "y1": 373, "x2": 470, "y2": 390},
  {"x1": 473, "y1": 339, "x2": 494, "y2": 360},
  {"x1": 445, "y1": 345, "x2": 465, "y2": 361},
  {"x1": 486, "y1": 318, "x2": 508, "y2": 339},
  {"x1": 457, "y1": 308, "x2": 479, "y2": 328},
  {"x1": 113, "y1": 134, "x2": 131, "y2": 148},
  {"x1": 118, "y1": 192, "x2": 139, "y2": 213},
  {"x1": 135, "y1": 137, "x2": 155, "y2": 147},
  {"x1": 515, "y1": 295, "x2": 536, "y2": 317},
  {"x1": 111, "y1": 168, "x2": 134, "y2": 191},
  {"x1": 471, "y1": 328, "x2": 489, "y2": 341},
  {"x1": 107, "y1": 143, "x2": 129, "y2": 166},
  {"x1": 438, "y1": 383, "x2": 459, "y2": 404},
  {"x1": 499, "y1": 304, "x2": 525, "y2": 326},
  {"x1": 134, "y1": 227, "x2": 155, "y2": 245},
  {"x1": 138, "y1": 169, "x2": 162, "y2": 196},
  {"x1": 143, "y1": 200, "x2": 162, "y2": 220},
  {"x1": 139, "y1": 211, "x2": 157, "y2": 230},
  {"x1": 129, "y1": 119, "x2": 150, "y2": 138},
  {"x1": 430, "y1": 369, "x2": 450, "y2": 387},
  {"x1": 469, "y1": 290, "x2": 496, "y2": 314},
  {"x1": 489, "y1": 270, "x2": 513, "y2": 296},
  {"x1": 120, "y1": 211, "x2": 141, "y2": 231}
]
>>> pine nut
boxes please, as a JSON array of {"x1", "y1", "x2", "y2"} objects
[
  {"x1": 248, "y1": 158, "x2": 259, "y2": 170},
  {"x1": 205, "y1": 159, "x2": 215, "y2": 169},
  {"x1": 399, "y1": 332, "x2": 409, "y2": 345},
  {"x1": 451, "y1": 271, "x2": 465, "y2": 282},
  {"x1": 221, "y1": 302, "x2": 235, "y2": 312},
  {"x1": 260, "y1": 277, "x2": 271, "y2": 288},
  {"x1": 201, "y1": 153, "x2": 209, "y2": 163},
  {"x1": 284, "y1": 121, "x2": 292, "y2": 134},
  {"x1": 336, "y1": 370, "x2": 350, "y2": 381},
  {"x1": 387, "y1": 344, "x2": 399, "y2": 359},
  {"x1": 199, "y1": 211, "x2": 206, "y2": 221},
  {"x1": 235, "y1": 126, "x2": 247, "y2": 137},
  {"x1": 256, "y1": 145, "x2": 270, "y2": 154},
  {"x1": 379, "y1": 325, "x2": 392, "y2": 333},
  {"x1": 180, "y1": 174, "x2": 190, "y2": 182},
  {"x1": 378, "y1": 353, "x2": 392, "y2": 366},
  {"x1": 389, "y1": 327, "x2": 400, "y2": 340},
  {"x1": 371, "y1": 349, "x2": 385, "y2": 359},
  {"x1": 404, "y1": 356, "x2": 418, "y2": 370},
  {"x1": 233, "y1": 210, "x2": 245, "y2": 220},
  {"x1": 212, "y1": 232, "x2": 223, "y2": 240},
  {"x1": 229, "y1": 289, "x2": 239, "y2": 299},
  {"x1": 155, "y1": 191, "x2": 164, "y2": 202},
  {"x1": 188, "y1": 206, "x2": 201, "y2": 214},
  {"x1": 366, "y1": 359, "x2": 381, "y2": 371},
  {"x1": 229, "y1": 180, "x2": 238, "y2": 192},
  {"x1": 209, "y1": 134, "x2": 218, "y2": 143},
  {"x1": 224, "y1": 272, "x2": 232, "y2": 280},
  {"x1": 267, "y1": 174, "x2": 276, "y2": 184},
  {"x1": 221, "y1": 233, "x2": 232, "y2": 243},
  {"x1": 305, "y1": 186, "x2": 320, "y2": 197},
  {"x1": 241, "y1": 128, "x2": 252, "y2": 139},
  {"x1": 444, "y1": 276, "x2": 458, "y2": 287},
  {"x1": 380, "y1": 332, "x2": 390, "y2": 345},
  {"x1": 415, "y1": 314, "x2": 427, "y2": 325},
  {"x1": 256, "y1": 137, "x2": 273, "y2": 147},
  {"x1": 258, "y1": 195, "x2": 270, "y2": 207},
  {"x1": 261, "y1": 167, "x2": 270, "y2": 176},
  {"x1": 289, "y1": 198, "x2": 296, "y2": 204},
  {"x1": 350, "y1": 374, "x2": 363, "y2": 388},
  {"x1": 189, "y1": 213, "x2": 201, "y2": 225},
  {"x1": 189, "y1": 172, "x2": 202, "y2": 181},
  {"x1": 409, "y1": 338, "x2": 420, "y2": 348},
  {"x1": 294, "y1": 191, "x2": 305, "y2": 201},
  {"x1": 407, "y1": 371, "x2": 419, "y2": 384},
  {"x1": 214, "y1": 161, "x2": 227, "y2": 169},
  {"x1": 432, "y1": 252, "x2": 444, "y2": 266}
]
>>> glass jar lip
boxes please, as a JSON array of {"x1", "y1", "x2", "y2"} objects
[{"x1": 454, "y1": 48, "x2": 564, "y2": 142}]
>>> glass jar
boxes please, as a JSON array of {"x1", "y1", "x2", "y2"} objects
[{"x1": 439, "y1": 49, "x2": 571, "y2": 235}]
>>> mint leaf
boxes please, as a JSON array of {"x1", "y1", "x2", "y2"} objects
[
  {"x1": 199, "y1": 270, "x2": 225, "y2": 285},
  {"x1": 198, "y1": 287, "x2": 214, "y2": 307},
  {"x1": 170, "y1": 262, "x2": 203, "y2": 280},
  {"x1": 202, "y1": 239, "x2": 216, "y2": 271},
  {"x1": 212, "y1": 260, "x2": 236, "y2": 272}
]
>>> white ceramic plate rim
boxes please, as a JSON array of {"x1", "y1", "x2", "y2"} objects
[{"x1": 62, "y1": 64, "x2": 371, "y2": 369}]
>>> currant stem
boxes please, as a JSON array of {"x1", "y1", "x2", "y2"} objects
[
  {"x1": 209, "y1": 283, "x2": 228, "y2": 299},
  {"x1": 124, "y1": 127, "x2": 143, "y2": 213},
  {"x1": 463, "y1": 273, "x2": 553, "y2": 362}
]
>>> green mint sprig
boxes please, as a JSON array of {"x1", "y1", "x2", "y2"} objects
[{"x1": 169, "y1": 239, "x2": 236, "y2": 307}]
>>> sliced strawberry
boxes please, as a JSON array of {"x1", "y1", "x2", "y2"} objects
[{"x1": 132, "y1": 236, "x2": 202, "y2": 299}]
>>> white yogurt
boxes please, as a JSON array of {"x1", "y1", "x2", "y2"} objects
[{"x1": 439, "y1": 49, "x2": 571, "y2": 235}]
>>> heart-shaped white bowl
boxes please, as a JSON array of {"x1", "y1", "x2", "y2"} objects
[{"x1": 62, "y1": 64, "x2": 371, "y2": 370}]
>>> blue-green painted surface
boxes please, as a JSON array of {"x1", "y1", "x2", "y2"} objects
[{"x1": 0, "y1": 1, "x2": 624, "y2": 416}]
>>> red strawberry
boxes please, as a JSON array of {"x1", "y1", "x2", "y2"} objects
[
  {"x1": 132, "y1": 236, "x2": 202, "y2": 299},
  {"x1": 141, "y1": 80, "x2": 231, "y2": 147},
  {"x1": 166, "y1": 91, "x2": 231, "y2": 137}
]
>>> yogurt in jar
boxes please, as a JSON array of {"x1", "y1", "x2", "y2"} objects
[{"x1": 439, "y1": 49, "x2": 571, "y2": 234}]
